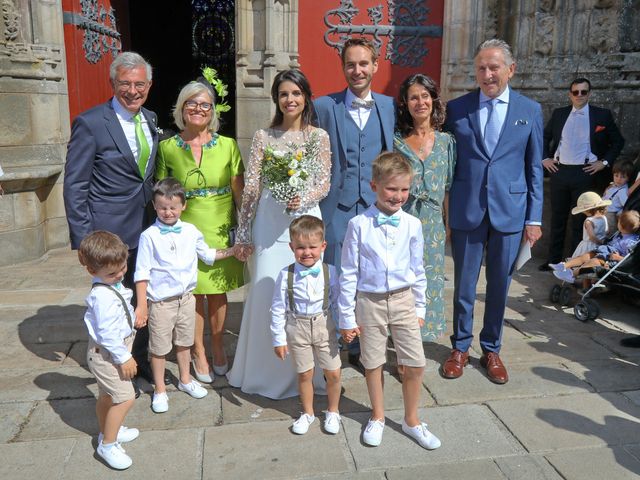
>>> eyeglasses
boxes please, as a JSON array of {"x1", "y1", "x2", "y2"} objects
[
  {"x1": 571, "y1": 89, "x2": 590, "y2": 96},
  {"x1": 115, "y1": 81, "x2": 149, "y2": 92},
  {"x1": 184, "y1": 101, "x2": 213, "y2": 112}
]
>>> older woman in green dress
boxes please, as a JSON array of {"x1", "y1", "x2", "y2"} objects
[
  {"x1": 394, "y1": 74, "x2": 456, "y2": 341},
  {"x1": 156, "y1": 80, "x2": 244, "y2": 382}
]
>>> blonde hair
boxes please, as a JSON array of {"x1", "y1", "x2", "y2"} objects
[
  {"x1": 172, "y1": 81, "x2": 219, "y2": 133},
  {"x1": 289, "y1": 215, "x2": 325, "y2": 242},
  {"x1": 78, "y1": 231, "x2": 128, "y2": 273},
  {"x1": 619, "y1": 210, "x2": 640, "y2": 233},
  {"x1": 372, "y1": 152, "x2": 413, "y2": 183}
]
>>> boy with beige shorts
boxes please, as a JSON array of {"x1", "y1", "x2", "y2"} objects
[
  {"x1": 135, "y1": 178, "x2": 240, "y2": 413},
  {"x1": 271, "y1": 215, "x2": 342, "y2": 435},
  {"x1": 339, "y1": 152, "x2": 441, "y2": 450},
  {"x1": 79, "y1": 231, "x2": 140, "y2": 470}
]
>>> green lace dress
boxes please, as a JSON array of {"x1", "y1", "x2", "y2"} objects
[
  {"x1": 156, "y1": 134, "x2": 245, "y2": 293},
  {"x1": 394, "y1": 131, "x2": 456, "y2": 340}
]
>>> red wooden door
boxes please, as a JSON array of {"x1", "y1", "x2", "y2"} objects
[
  {"x1": 62, "y1": 0, "x2": 122, "y2": 121},
  {"x1": 299, "y1": 0, "x2": 444, "y2": 99}
]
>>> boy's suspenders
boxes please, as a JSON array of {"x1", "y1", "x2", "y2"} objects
[
  {"x1": 286, "y1": 263, "x2": 330, "y2": 315},
  {"x1": 92, "y1": 283, "x2": 134, "y2": 330}
]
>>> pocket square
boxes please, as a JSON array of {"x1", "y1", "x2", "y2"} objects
[
  {"x1": 515, "y1": 119, "x2": 528, "y2": 125},
  {"x1": 595, "y1": 125, "x2": 606, "y2": 133}
]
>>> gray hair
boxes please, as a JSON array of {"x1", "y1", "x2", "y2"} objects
[
  {"x1": 172, "y1": 81, "x2": 219, "y2": 133},
  {"x1": 475, "y1": 39, "x2": 514, "y2": 66},
  {"x1": 110, "y1": 51, "x2": 152, "y2": 82}
]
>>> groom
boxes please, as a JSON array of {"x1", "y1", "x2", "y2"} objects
[{"x1": 313, "y1": 37, "x2": 395, "y2": 367}]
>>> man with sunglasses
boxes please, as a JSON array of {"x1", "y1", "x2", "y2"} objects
[
  {"x1": 539, "y1": 78, "x2": 624, "y2": 270},
  {"x1": 64, "y1": 52, "x2": 166, "y2": 391}
]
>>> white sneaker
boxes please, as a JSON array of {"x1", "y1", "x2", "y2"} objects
[
  {"x1": 178, "y1": 379, "x2": 208, "y2": 399},
  {"x1": 362, "y1": 418, "x2": 385, "y2": 446},
  {"x1": 212, "y1": 363, "x2": 229, "y2": 376},
  {"x1": 292, "y1": 413, "x2": 315, "y2": 435},
  {"x1": 97, "y1": 441, "x2": 132, "y2": 470},
  {"x1": 553, "y1": 268, "x2": 574, "y2": 283},
  {"x1": 98, "y1": 426, "x2": 139, "y2": 445},
  {"x1": 151, "y1": 391, "x2": 169, "y2": 413},
  {"x1": 401, "y1": 420, "x2": 441, "y2": 450},
  {"x1": 324, "y1": 411, "x2": 341, "y2": 434}
]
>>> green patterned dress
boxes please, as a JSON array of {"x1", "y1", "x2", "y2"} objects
[
  {"x1": 156, "y1": 134, "x2": 245, "y2": 293},
  {"x1": 394, "y1": 131, "x2": 456, "y2": 340}
]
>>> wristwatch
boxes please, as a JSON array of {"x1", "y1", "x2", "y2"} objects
[{"x1": 601, "y1": 160, "x2": 609, "y2": 167}]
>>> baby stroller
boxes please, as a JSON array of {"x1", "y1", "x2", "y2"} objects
[{"x1": 549, "y1": 243, "x2": 639, "y2": 321}]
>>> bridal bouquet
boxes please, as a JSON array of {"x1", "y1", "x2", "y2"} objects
[{"x1": 261, "y1": 131, "x2": 322, "y2": 209}]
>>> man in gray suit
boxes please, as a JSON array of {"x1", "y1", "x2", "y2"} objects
[
  {"x1": 64, "y1": 51, "x2": 160, "y2": 385},
  {"x1": 313, "y1": 37, "x2": 395, "y2": 368}
]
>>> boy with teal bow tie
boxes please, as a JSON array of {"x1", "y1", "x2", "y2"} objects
[{"x1": 134, "y1": 178, "x2": 241, "y2": 413}]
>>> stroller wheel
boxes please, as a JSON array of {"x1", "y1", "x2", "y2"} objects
[
  {"x1": 583, "y1": 298, "x2": 600, "y2": 320},
  {"x1": 549, "y1": 284, "x2": 562, "y2": 303},
  {"x1": 574, "y1": 302, "x2": 590, "y2": 322},
  {"x1": 559, "y1": 286, "x2": 572, "y2": 306}
]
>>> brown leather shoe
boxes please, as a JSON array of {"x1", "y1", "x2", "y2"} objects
[
  {"x1": 480, "y1": 352, "x2": 509, "y2": 384},
  {"x1": 441, "y1": 349, "x2": 469, "y2": 379}
]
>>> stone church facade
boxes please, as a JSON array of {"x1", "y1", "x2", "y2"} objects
[{"x1": 1, "y1": 0, "x2": 638, "y2": 265}]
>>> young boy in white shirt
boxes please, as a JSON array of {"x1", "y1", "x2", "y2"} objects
[
  {"x1": 79, "y1": 230, "x2": 140, "y2": 470},
  {"x1": 135, "y1": 178, "x2": 240, "y2": 413},
  {"x1": 339, "y1": 152, "x2": 441, "y2": 450},
  {"x1": 270, "y1": 215, "x2": 342, "y2": 435}
]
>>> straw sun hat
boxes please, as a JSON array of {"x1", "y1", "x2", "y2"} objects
[{"x1": 571, "y1": 191, "x2": 611, "y2": 215}]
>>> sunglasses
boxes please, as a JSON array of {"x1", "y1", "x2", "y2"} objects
[{"x1": 571, "y1": 89, "x2": 590, "y2": 96}]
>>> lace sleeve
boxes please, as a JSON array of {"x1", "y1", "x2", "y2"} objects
[
  {"x1": 236, "y1": 129, "x2": 266, "y2": 244},
  {"x1": 299, "y1": 128, "x2": 331, "y2": 210}
]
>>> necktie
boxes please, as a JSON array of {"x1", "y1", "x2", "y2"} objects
[
  {"x1": 351, "y1": 98, "x2": 375, "y2": 109},
  {"x1": 134, "y1": 113, "x2": 150, "y2": 178},
  {"x1": 376, "y1": 212, "x2": 400, "y2": 227},
  {"x1": 484, "y1": 99, "x2": 501, "y2": 156},
  {"x1": 300, "y1": 266, "x2": 321, "y2": 277},
  {"x1": 159, "y1": 224, "x2": 182, "y2": 235}
]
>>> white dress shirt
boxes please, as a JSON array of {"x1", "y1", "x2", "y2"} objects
[
  {"x1": 84, "y1": 279, "x2": 135, "y2": 364},
  {"x1": 338, "y1": 205, "x2": 427, "y2": 329},
  {"x1": 134, "y1": 219, "x2": 216, "y2": 302},
  {"x1": 270, "y1": 260, "x2": 339, "y2": 347},
  {"x1": 345, "y1": 88, "x2": 374, "y2": 130},
  {"x1": 112, "y1": 97, "x2": 153, "y2": 173},
  {"x1": 479, "y1": 87, "x2": 510, "y2": 142},
  {"x1": 555, "y1": 104, "x2": 597, "y2": 165}
]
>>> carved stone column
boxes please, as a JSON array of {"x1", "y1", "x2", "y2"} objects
[
  {"x1": 235, "y1": 0, "x2": 299, "y2": 160},
  {"x1": 0, "y1": 0, "x2": 69, "y2": 265}
]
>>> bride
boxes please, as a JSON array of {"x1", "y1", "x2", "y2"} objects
[{"x1": 227, "y1": 69, "x2": 331, "y2": 399}]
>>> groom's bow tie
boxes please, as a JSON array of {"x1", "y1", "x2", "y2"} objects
[{"x1": 351, "y1": 98, "x2": 375, "y2": 109}]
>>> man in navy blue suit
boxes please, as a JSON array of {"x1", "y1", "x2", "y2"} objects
[
  {"x1": 442, "y1": 39, "x2": 544, "y2": 384},
  {"x1": 64, "y1": 51, "x2": 162, "y2": 386},
  {"x1": 314, "y1": 38, "x2": 395, "y2": 369}
]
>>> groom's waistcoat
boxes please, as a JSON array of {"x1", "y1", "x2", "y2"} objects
[{"x1": 339, "y1": 108, "x2": 385, "y2": 208}]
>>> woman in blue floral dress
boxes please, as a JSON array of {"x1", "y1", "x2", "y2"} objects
[{"x1": 394, "y1": 74, "x2": 456, "y2": 341}]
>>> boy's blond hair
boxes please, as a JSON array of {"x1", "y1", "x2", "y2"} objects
[
  {"x1": 78, "y1": 231, "x2": 128, "y2": 273},
  {"x1": 372, "y1": 151, "x2": 413, "y2": 183},
  {"x1": 289, "y1": 215, "x2": 325, "y2": 241},
  {"x1": 619, "y1": 210, "x2": 640, "y2": 233}
]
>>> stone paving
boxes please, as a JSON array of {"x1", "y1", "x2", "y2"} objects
[{"x1": 0, "y1": 247, "x2": 639, "y2": 479}]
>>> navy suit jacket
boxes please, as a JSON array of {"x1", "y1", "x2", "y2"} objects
[
  {"x1": 542, "y1": 104, "x2": 624, "y2": 164},
  {"x1": 63, "y1": 100, "x2": 158, "y2": 249},
  {"x1": 445, "y1": 88, "x2": 544, "y2": 233},
  {"x1": 313, "y1": 90, "x2": 395, "y2": 226}
]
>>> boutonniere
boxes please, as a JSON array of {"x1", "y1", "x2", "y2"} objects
[
  {"x1": 150, "y1": 117, "x2": 163, "y2": 135},
  {"x1": 515, "y1": 119, "x2": 528, "y2": 125},
  {"x1": 595, "y1": 125, "x2": 606, "y2": 133}
]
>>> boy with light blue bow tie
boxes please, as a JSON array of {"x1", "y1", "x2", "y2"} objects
[
  {"x1": 339, "y1": 152, "x2": 441, "y2": 450},
  {"x1": 134, "y1": 178, "x2": 241, "y2": 413},
  {"x1": 270, "y1": 215, "x2": 342, "y2": 435}
]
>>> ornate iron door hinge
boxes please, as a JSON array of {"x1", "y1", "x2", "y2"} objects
[{"x1": 63, "y1": 0, "x2": 121, "y2": 64}]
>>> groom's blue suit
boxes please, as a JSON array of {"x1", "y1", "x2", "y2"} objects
[{"x1": 445, "y1": 87, "x2": 543, "y2": 353}]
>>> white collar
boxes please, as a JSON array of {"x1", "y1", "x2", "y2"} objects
[
  {"x1": 112, "y1": 97, "x2": 140, "y2": 121},
  {"x1": 479, "y1": 86, "x2": 510, "y2": 105},
  {"x1": 345, "y1": 88, "x2": 373, "y2": 108},
  {"x1": 571, "y1": 103, "x2": 589, "y2": 115}
]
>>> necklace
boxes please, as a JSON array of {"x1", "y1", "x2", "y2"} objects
[{"x1": 413, "y1": 128, "x2": 434, "y2": 157}]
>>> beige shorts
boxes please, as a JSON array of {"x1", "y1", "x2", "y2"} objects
[
  {"x1": 87, "y1": 335, "x2": 135, "y2": 404},
  {"x1": 355, "y1": 287, "x2": 426, "y2": 370},
  {"x1": 148, "y1": 292, "x2": 196, "y2": 356},
  {"x1": 285, "y1": 312, "x2": 342, "y2": 373}
]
